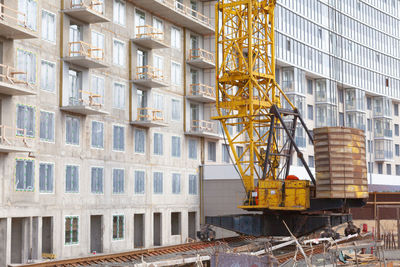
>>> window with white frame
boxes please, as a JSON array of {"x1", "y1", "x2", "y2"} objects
[
  {"x1": 39, "y1": 111, "x2": 54, "y2": 142},
  {"x1": 222, "y1": 144, "x2": 230, "y2": 163},
  {"x1": 15, "y1": 159, "x2": 34, "y2": 191},
  {"x1": 154, "y1": 133, "x2": 163, "y2": 155},
  {"x1": 91, "y1": 75, "x2": 105, "y2": 105},
  {"x1": 17, "y1": 104, "x2": 35, "y2": 137},
  {"x1": 189, "y1": 174, "x2": 197, "y2": 195},
  {"x1": 135, "y1": 129, "x2": 145, "y2": 153},
  {"x1": 16, "y1": 48, "x2": 36, "y2": 84},
  {"x1": 113, "y1": 169, "x2": 125, "y2": 194},
  {"x1": 42, "y1": 10, "x2": 55, "y2": 42},
  {"x1": 91, "y1": 0, "x2": 104, "y2": 13},
  {"x1": 113, "y1": 82, "x2": 126, "y2": 109},
  {"x1": 153, "y1": 55, "x2": 163, "y2": 77},
  {"x1": 91, "y1": 121, "x2": 104, "y2": 149},
  {"x1": 113, "y1": 0, "x2": 125, "y2": 25},
  {"x1": 113, "y1": 39, "x2": 125, "y2": 66},
  {"x1": 188, "y1": 139, "x2": 197, "y2": 159},
  {"x1": 66, "y1": 116, "x2": 80, "y2": 145},
  {"x1": 171, "y1": 136, "x2": 181, "y2": 157},
  {"x1": 65, "y1": 216, "x2": 79, "y2": 245},
  {"x1": 208, "y1": 141, "x2": 216, "y2": 162},
  {"x1": 171, "y1": 99, "x2": 181, "y2": 121},
  {"x1": 66, "y1": 165, "x2": 79, "y2": 193},
  {"x1": 172, "y1": 173, "x2": 181, "y2": 194},
  {"x1": 19, "y1": 0, "x2": 37, "y2": 31},
  {"x1": 91, "y1": 167, "x2": 103, "y2": 194},
  {"x1": 171, "y1": 62, "x2": 181, "y2": 85},
  {"x1": 113, "y1": 125, "x2": 125, "y2": 151},
  {"x1": 41, "y1": 60, "x2": 55, "y2": 92},
  {"x1": 39, "y1": 163, "x2": 54, "y2": 193},
  {"x1": 112, "y1": 215, "x2": 124, "y2": 239},
  {"x1": 91, "y1": 31, "x2": 104, "y2": 59},
  {"x1": 153, "y1": 172, "x2": 163, "y2": 194},
  {"x1": 134, "y1": 170, "x2": 145, "y2": 194},
  {"x1": 171, "y1": 27, "x2": 181, "y2": 49}
]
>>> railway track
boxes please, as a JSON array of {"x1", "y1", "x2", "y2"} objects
[{"x1": 23, "y1": 236, "x2": 256, "y2": 267}]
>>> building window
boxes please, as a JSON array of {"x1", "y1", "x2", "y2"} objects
[
  {"x1": 154, "y1": 133, "x2": 163, "y2": 155},
  {"x1": 39, "y1": 163, "x2": 54, "y2": 193},
  {"x1": 134, "y1": 170, "x2": 145, "y2": 194},
  {"x1": 41, "y1": 60, "x2": 55, "y2": 92},
  {"x1": 396, "y1": 144, "x2": 400, "y2": 157},
  {"x1": 113, "y1": 39, "x2": 125, "y2": 66},
  {"x1": 66, "y1": 165, "x2": 79, "y2": 193},
  {"x1": 91, "y1": 167, "x2": 103, "y2": 194},
  {"x1": 91, "y1": 121, "x2": 104, "y2": 149},
  {"x1": 222, "y1": 144, "x2": 230, "y2": 163},
  {"x1": 113, "y1": 82, "x2": 126, "y2": 109},
  {"x1": 113, "y1": 0, "x2": 125, "y2": 25},
  {"x1": 396, "y1": 124, "x2": 399, "y2": 136},
  {"x1": 396, "y1": 165, "x2": 400, "y2": 176},
  {"x1": 135, "y1": 129, "x2": 145, "y2": 153},
  {"x1": 66, "y1": 116, "x2": 80, "y2": 145},
  {"x1": 171, "y1": 62, "x2": 181, "y2": 85},
  {"x1": 208, "y1": 141, "x2": 216, "y2": 162},
  {"x1": 91, "y1": 75, "x2": 105, "y2": 105},
  {"x1": 387, "y1": 164, "x2": 392, "y2": 175},
  {"x1": 308, "y1": 156, "x2": 315, "y2": 168},
  {"x1": 338, "y1": 89, "x2": 344, "y2": 104},
  {"x1": 112, "y1": 215, "x2": 124, "y2": 240},
  {"x1": 307, "y1": 79, "x2": 313, "y2": 94},
  {"x1": 15, "y1": 159, "x2": 34, "y2": 191},
  {"x1": 395, "y1": 104, "x2": 399, "y2": 116},
  {"x1": 153, "y1": 172, "x2": 163, "y2": 194},
  {"x1": 367, "y1": 97, "x2": 372, "y2": 110},
  {"x1": 16, "y1": 48, "x2": 36, "y2": 83},
  {"x1": 171, "y1": 212, "x2": 181, "y2": 235},
  {"x1": 188, "y1": 139, "x2": 197, "y2": 159},
  {"x1": 113, "y1": 169, "x2": 125, "y2": 194},
  {"x1": 307, "y1": 105, "x2": 313, "y2": 120},
  {"x1": 368, "y1": 119, "x2": 372, "y2": 132},
  {"x1": 17, "y1": 104, "x2": 35, "y2": 137},
  {"x1": 171, "y1": 136, "x2": 181, "y2": 157},
  {"x1": 39, "y1": 111, "x2": 54, "y2": 142},
  {"x1": 91, "y1": 31, "x2": 104, "y2": 59},
  {"x1": 378, "y1": 163, "x2": 383, "y2": 174},
  {"x1": 42, "y1": 10, "x2": 55, "y2": 42},
  {"x1": 19, "y1": 0, "x2": 37, "y2": 30},
  {"x1": 171, "y1": 27, "x2": 181, "y2": 49},
  {"x1": 339, "y1": 112, "x2": 344, "y2": 127},
  {"x1": 368, "y1": 140, "x2": 373, "y2": 153},
  {"x1": 189, "y1": 174, "x2": 197, "y2": 195},
  {"x1": 172, "y1": 173, "x2": 181, "y2": 194},
  {"x1": 236, "y1": 146, "x2": 243, "y2": 159},
  {"x1": 113, "y1": 125, "x2": 125, "y2": 151},
  {"x1": 65, "y1": 216, "x2": 78, "y2": 245},
  {"x1": 171, "y1": 99, "x2": 181, "y2": 121}
]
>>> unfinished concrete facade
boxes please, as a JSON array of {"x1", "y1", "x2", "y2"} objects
[{"x1": 0, "y1": 0, "x2": 219, "y2": 264}]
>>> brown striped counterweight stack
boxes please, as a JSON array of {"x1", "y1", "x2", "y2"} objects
[{"x1": 314, "y1": 127, "x2": 369, "y2": 199}]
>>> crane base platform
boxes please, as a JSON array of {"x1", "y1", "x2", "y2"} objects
[{"x1": 206, "y1": 213, "x2": 352, "y2": 237}]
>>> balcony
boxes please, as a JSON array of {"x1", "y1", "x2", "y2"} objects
[
  {"x1": 0, "y1": 64, "x2": 35, "y2": 96},
  {"x1": 0, "y1": 3, "x2": 37, "y2": 39},
  {"x1": 187, "y1": 84, "x2": 215, "y2": 103},
  {"x1": 131, "y1": 0, "x2": 214, "y2": 35},
  {"x1": 0, "y1": 125, "x2": 34, "y2": 153},
  {"x1": 63, "y1": 0, "x2": 109, "y2": 24},
  {"x1": 132, "y1": 66, "x2": 168, "y2": 88},
  {"x1": 132, "y1": 25, "x2": 169, "y2": 49},
  {"x1": 61, "y1": 90, "x2": 109, "y2": 115},
  {"x1": 185, "y1": 120, "x2": 221, "y2": 139},
  {"x1": 187, "y1": 48, "x2": 215, "y2": 69},
  {"x1": 130, "y1": 108, "x2": 167, "y2": 128},
  {"x1": 64, "y1": 41, "x2": 109, "y2": 68}
]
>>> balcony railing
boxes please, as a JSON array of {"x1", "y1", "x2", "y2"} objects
[
  {"x1": 189, "y1": 48, "x2": 215, "y2": 63},
  {"x1": 375, "y1": 150, "x2": 393, "y2": 161},
  {"x1": 70, "y1": 0, "x2": 104, "y2": 15},
  {"x1": 68, "y1": 90, "x2": 103, "y2": 108},
  {"x1": 189, "y1": 84, "x2": 215, "y2": 97},
  {"x1": 0, "y1": 64, "x2": 30, "y2": 87},
  {"x1": 68, "y1": 41, "x2": 104, "y2": 60},
  {"x1": 158, "y1": 0, "x2": 212, "y2": 27},
  {"x1": 136, "y1": 25, "x2": 164, "y2": 41},
  {"x1": 136, "y1": 65, "x2": 165, "y2": 81},
  {"x1": 0, "y1": 125, "x2": 30, "y2": 148},
  {"x1": 190, "y1": 120, "x2": 218, "y2": 135},
  {"x1": 137, "y1": 108, "x2": 164, "y2": 122},
  {"x1": 0, "y1": 3, "x2": 29, "y2": 29}
]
